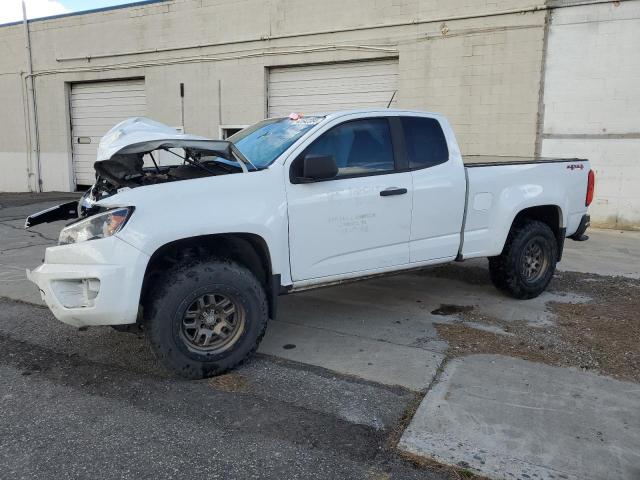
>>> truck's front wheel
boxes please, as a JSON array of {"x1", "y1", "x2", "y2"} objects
[
  {"x1": 146, "y1": 259, "x2": 268, "y2": 379},
  {"x1": 488, "y1": 220, "x2": 558, "y2": 299}
]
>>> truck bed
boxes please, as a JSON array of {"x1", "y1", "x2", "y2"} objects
[
  {"x1": 460, "y1": 155, "x2": 591, "y2": 260},
  {"x1": 463, "y1": 155, "x2": 587, "y2": 167}
]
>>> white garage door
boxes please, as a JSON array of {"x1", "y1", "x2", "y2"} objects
[
  {"x1": 268, "y1": 59, "x2": 399, "y2": 117},
  {"x1": 70, "y1": 79, "x2": 146, "y2": 186}
]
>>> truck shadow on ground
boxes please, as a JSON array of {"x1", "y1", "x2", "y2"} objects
[{"x1": 263, "y1": 263, "x2": 598, "y2": 389}]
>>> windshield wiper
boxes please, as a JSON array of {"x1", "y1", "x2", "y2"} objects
[
  {"x1": 162, "y1": 148, "x2": 228, "y2": 175},
  {"x1": 162, "y1": 146, "x2": 258, "y2": 174},
  {"x1": 230, "y1": 144, "x2": 259, "y2": 171}
]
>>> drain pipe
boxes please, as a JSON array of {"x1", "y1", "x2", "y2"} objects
[{"x1": 22, "y1": 1, "x2": 42, "y2": 192}]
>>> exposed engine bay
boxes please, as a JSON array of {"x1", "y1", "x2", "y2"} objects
[
  {"x1": 90, "y1": 150, "x2": 241, "y2": 203},
  {"x1": 25, "y1": 117, "x2": 253, "y2": 228}
]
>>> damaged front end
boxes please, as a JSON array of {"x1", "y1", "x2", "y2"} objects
[
  {"x1": 25, "y1": 201, "x2": 80, "y2": 228},
  {"x1": 26, "y1": 117, "x2": 251, "y2": 229}
]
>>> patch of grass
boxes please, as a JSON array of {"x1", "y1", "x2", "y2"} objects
[
  {"x1": 387, "y1": 392, "x2": 423, "y2": 448},
  {"x1": 208, "y1": 373, "x2": 249, "y2": 393},
  {"x1": 398, "y1": 451, "x2": 490, "y2": 480}
]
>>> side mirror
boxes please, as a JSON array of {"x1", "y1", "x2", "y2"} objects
[{"x1": 294, "y1": 154, "x2": 338, "y2": 183}]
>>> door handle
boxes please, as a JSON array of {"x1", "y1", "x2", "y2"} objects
[{"x1": 380, "y1": 187, "x2": 407, "y2": 197}]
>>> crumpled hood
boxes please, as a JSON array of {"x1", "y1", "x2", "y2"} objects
[
  {"x1": 97, "y1": 117, "x2": 234, "y2": 161},
  {"x1": 26, "y1": 118, "x2": 245, "y2": 229}
]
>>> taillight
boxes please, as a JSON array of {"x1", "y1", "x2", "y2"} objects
[{"x1": 586, "y1": 169, "x2": 595, "y2": 207}]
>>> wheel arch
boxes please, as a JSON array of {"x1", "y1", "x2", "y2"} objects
[
  {"x1": 506, "y1": 205, "x2": 565, "y2": 260},
  {"x1": 139, "y1": 233, "x2": 279, "y2": 320}
]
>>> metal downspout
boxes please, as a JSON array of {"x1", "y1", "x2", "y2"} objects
[{"x1": 22, "y1": 1, "x2": 42, "y2": 192}]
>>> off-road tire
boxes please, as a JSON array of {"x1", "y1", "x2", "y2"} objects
[
  {"x1": 146, "y1": 259, "x2": 268, "y2": 379},
  {"x1": 488, "y1": 220, "x2": 558, "y2": 300}
]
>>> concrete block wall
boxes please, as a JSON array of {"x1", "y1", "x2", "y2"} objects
[
  {"x1": 0, "y1": 0, "x2": 547, "y2": 193},
  {"x1": 0, "y1": 25, "x2": 32, "y2": 192},
  {"x1": 397, "y1": 12, "x2": 546, "y2": 156},
  {"x1": 541, "y1": 1, "x2": 640, "y2": 229}
]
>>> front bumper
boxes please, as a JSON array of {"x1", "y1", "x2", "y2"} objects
[{"x1": 26, "y1": 236, "x2": 150, "y2": 328}]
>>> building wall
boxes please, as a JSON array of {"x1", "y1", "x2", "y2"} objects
[
  {"x1": 2, "y1": 0, "x2": 638, "y2": 229},
  {"x1": 0, "y1": 25, "x2": 32, "y2": 192},
  {"x1": 0, "y1": 0, "x2": 547, "y2": 193},
  {"x1": 541, "y1": 1, "x2": 640, "y2": 230}
]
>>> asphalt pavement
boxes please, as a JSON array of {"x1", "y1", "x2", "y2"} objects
[
  {"x1": 0, "y1": 297, "x2": 446, "y2": 480},
  {"x1": 2, "y1": 192, "x2": 639, "y2": 480}
]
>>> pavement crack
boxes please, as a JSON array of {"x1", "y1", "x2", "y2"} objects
[
  {"x1": 0, "y1": 220, "x2": 57, "y2": 242},
  {"x1": 273, "y1": 318, "x2": 445, "y2": 355},
  {"x1": 0, "y1": 295, "x2": 47, "y2": 308},
  {"x1": 389, "y1": 353, "x2": 452, "y2": 451},
  {"x1": 0, "y1": 242, "x2": 51, "y2": 254}
]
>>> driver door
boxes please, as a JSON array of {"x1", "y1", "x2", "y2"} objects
[{"x1": 285, "y1": 117, "x2": 412, "y2": 282}]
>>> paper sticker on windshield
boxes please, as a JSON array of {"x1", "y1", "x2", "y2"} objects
[{"x1": 288, "y1": 113, "x2": 323, "y2": 125}]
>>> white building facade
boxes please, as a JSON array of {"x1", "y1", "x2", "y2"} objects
[{"x1": 0, "y1": 0, "x2": 638, "y2": 228}]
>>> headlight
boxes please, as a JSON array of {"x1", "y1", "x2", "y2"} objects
[{"x1": 59, "y1": 207, "x2": 134, "y2": 245}]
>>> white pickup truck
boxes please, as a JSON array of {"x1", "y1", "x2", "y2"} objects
[{"x1": 26, "y1": 110, "x2": 594, "y2": 378}]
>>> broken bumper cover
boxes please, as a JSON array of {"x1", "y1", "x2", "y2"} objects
[
  {"x1": 26, "y1": 236, "x2": 150, "y2": 328},
  {"x1": 25, "y1": 200, "x2": 78, "y2": 228}
]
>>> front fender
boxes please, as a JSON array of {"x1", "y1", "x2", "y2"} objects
[{"x1": 104, "y1": 167, "x2": 291, "y2": 283}]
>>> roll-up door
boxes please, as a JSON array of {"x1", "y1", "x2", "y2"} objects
[
  {"x1": 70, "y1": 79, "x2": 146, "y2": 186},
  {"x1": 268, "y1": 59, "x2": 399, "y2": 117}
]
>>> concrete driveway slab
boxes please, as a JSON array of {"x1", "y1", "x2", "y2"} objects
[
  {"x1": 257, "y1": 271, "x2": 587, "y2": 391},
  {"x1": 258, "y1": 268, "x2": 589, "y2": 391},
  {"x1": 399, "y1": 354, "x2": 640, "y2": 480},
  {"x1": 260, "y1": 319, "x2": 444, "y2": 391},
  {"x1": 560, "y1": 228, "x2": 640, "y2": 279}
]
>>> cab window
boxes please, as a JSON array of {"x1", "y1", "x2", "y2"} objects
[
  {"x1": 401, "y1": 116, "x2": 449, "y2": 169},
  {"x1": 300, "y1": 118, "x2": 395, "y2": 178}
]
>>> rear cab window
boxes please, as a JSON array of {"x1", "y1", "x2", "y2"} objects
[{"x1": 401, "y1": 116, "x2": 449, "y2": 169}]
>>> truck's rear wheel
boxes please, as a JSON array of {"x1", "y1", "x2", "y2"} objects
[
  {"x1": 146, "y1": 259, "x2": 268, "y2": 379},
  {"x1": 488, "y1": 220, "x2": 558, "y2": 299}
]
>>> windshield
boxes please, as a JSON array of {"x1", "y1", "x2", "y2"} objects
[{"x1": 228, "y1": 116, "x2": 324, "y2": 168}]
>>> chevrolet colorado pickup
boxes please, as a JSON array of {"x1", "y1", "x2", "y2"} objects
[{"x1": 26, "y1": 110, "x2": 594, "y2": 378}]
